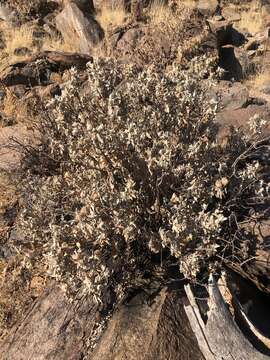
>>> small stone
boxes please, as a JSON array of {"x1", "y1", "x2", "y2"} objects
[
  {"x1": 244, "y1": 39, "x2": 259, "y2": 51},
  {"x1": 13, "y1": 47, "x2": 31, "y2": 57},
  {"x1": 261, "y1": 85, "x2": 270, "y2": 95}
]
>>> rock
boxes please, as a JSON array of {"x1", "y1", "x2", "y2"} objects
[
  {"x1": 222, "y1": 6, "x2": 241, "y2": 22},
  {"x1": 25, "y1": 84, "x2": 61, "y2": 100},
  {"x1": 262, "y1": 85, "x2": 270, "y2": 95},
  {"x1": 0, "y1": 125, "x2": 38, "y2": 171},
  {"x1": 43, "y1": 23, "x2": 60, "y2": 39},
  {"x1": 234, "y1": 47, "x2": 255, "y2": 77},
  {"x1": 0, "y1": 284, "x2": 99, "y2": 360},
  {"x1": 244, "y1": 38, "x2": 259, "y2": 51},
  {"x1": 55, "y1": 2, "x2": 104, "y2": 54},
  {"x1": 92, "y1": 289, "x2": 204, "y2": 360},
  {"x1": 208, "y1": 81, "x2": 249, "y2": 111},
  {"x1": 0, "y1": 4, "x2": 15, "y2": 23},
  {"x1": 13, "y1": 47, "x2": 31, "y2": 57},
  {"x1": 8, "y1": 85, "x2": 28, "y2": 98},
  {"x1": 62, "y1": 0, "x2": 95, "y2": 14},
  {"x1": 197, "y1": 0, "x2": 219, "y2": 16},
  {"x1": 216, "y1": 104, "x2": 270, "y2": 143},
  {"x1": 0, "y1": 51, "x2": 92, "y2": 87},
  {"x1": 116, "y1": 27, "x2": 145, "y2": 54}
]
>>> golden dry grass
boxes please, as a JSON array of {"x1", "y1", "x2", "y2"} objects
[
  {"x1": 246, "y1": 68, "x2": 270, "y2": 92},
  {"x1": 1, "y1": 88, "x2": 31, "y2": 124},
  {"x1": 96, "y1": 3, "x2": 126, "y2": 33},
  {"x1": 149, "y1": 0, "x2": 178, "y2": 27},
  {"x1": 41, "y1": 35, "x2": 77, "y2": 53},
  {"x1": 0, "y1": 22, "x2": 77, "y2": 70},
  {"x1": 252, "y1": 71, "x2": 270, "y2": 88},
  {"x1": 3, "y1": 24, "x2": 34, "y2": 57},
  {"x1": 180, "y1": 0, "x2": 197, "y2": 9},
  {"x1": 0, "y1": 23, "x2": 35, "y2": 67},
  {"x1": 237, "y1": 1, "x2": 264, "y2": 35}
]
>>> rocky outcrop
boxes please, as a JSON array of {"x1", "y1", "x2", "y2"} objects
[
  {"x1": 92, "y1": 290, "x2": 204, "y2": 360},
  {"x1": 55, "y1": 2, "x2": 104, "y2": 54},
  {"x1": 0, "y1": 284, "x2": 99, "y2": 360},
  {"x1": 0, "y1": 51, "x2": 92, "y2": 88},
  {"x1": 0, "y1": 285, "x2": 204, "y2": 360}
]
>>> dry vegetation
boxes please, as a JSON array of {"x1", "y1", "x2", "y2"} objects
[
  {"x1": 236, "y1": 1, "x2": 265, "y2": 34},
  {"x1": 96, "y1": 2, "x2": 127, "y2": 33},
  {"x1": 15, "y1": 58, "x2": 269, "y2": 310},
  {"x1": 149, "y1": 0, "x2": 178, "y2": 27},
  {"x1": 247, "y1": 69, "x2": 270, "y2": 91},
  {"x1": 0, "y1": 22, "x2": 76, "y2": 68},
  {"x1": 0, "y1": 0, "x2": 270, "y2": 348}
]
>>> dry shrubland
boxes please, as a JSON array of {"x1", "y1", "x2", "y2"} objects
[{"x1": 14, "y1": 58, "x2": 269, "y2": 309}]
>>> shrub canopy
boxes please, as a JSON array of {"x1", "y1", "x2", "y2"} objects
[{"x1": 18, "y1": 58, "x2": 269, "y2": 306}]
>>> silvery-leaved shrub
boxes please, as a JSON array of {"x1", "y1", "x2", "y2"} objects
[{"x1": 17, "y1": 58, "x2": 269, "y2": 306}]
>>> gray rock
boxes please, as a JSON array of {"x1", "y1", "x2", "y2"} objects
[
  {"x1": 208, "y1": 81, "x2": 249, "y2": 111},
  {"x1": 244, "y1": 39, "x2": 259, "y2": 51},
  {"x1": 0, "y1": 4, "x2": 15, "y2": 23},
  {"x1": 262, "y1": 85, "x2": 270, "y2": 95},
  {"x1": 56, "y1": 2, "x2": 104, "y2": 54},
  {"x1": 197, "y1": 0, "x2": 219, "y2": 16},
  {"x1": 221, "y1": 7, "x2": 241, "y2": 22},
  {"x1": 64, "y1": 0, "x2": 95, "y2": 14},
  {"x1": 13, "y1": 47, "x2": 31, "y2": 57},
  {"x1": 8, "y1": 84, "x2": 28, "y2": 98},
  {"x1": 116, "y1": 27, "x2": 145, "y2": 53}
]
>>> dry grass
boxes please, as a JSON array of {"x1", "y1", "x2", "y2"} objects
[
  {"x1": 0, "y1": 23, "x2": 77, "y2": 70},
  {"x1": 0, "y1": 23, "x2": 35, "y2": 65},
  {"x1": 246, "y1": 67, "x2": 270, "y2": 92},
  {"x1": 237, "y1": 1, "x2": 264, "y2": 35},
  {"x1": 2, "y1": 90, "x2": 20, "y2": 119},
  {"x1": 1, "y1": 88, "x2": 31, "y2": 123},
  {"x1": 96, "y1": 3, "x2": 126, "y2": 33},
  {"x1": 41, "y1": 35, "x2": 77, "y2": 53},
  {"x1": 252, "y1": 71, "x2": 270, "y2": 89},
  {"x1": 149, "y1": 0, "x2": 178, "y2": 27},
  {"x1": 180, "y1": 0, "x2": 197, "y2": 9}
]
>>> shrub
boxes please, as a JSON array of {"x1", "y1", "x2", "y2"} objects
[{"x1": 17, "y1": 58, "x2": 269, "y2": 307}]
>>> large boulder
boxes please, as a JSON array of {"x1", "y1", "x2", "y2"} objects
[
  {"x1": 92, "y1": 290, "x2": 204, "y2": 360},
  {"x1": 55, "y1": 2, "x2": 104, "y2": 54}
]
